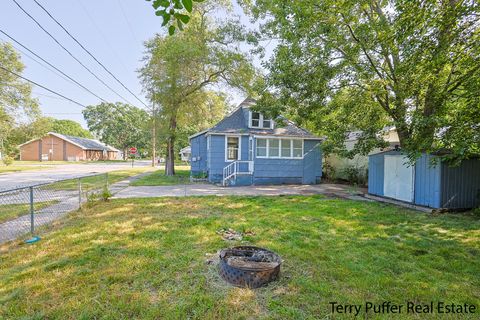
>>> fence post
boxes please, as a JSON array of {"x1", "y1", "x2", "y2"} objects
[
  {"x1": 29, "y1": 186, "x2": 34, "y2": 234},
  {"x1": 78, "y1": 178, "x2": 82, "y2": 210}
]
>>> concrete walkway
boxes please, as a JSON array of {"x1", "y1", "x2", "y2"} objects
[{"x1": 114, "y1": 183, "x2": 368, "y2": 199}]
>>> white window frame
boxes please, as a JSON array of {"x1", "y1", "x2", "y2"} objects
[
  {"x1": 249, "y1": 111, "x2": 274, "y2": 129},
  {"x1": 225, "y1": 135, "x2": 241, "y2": 162},
  {"x1": 255, "y1": 137, "x2": 304, "y2": 159}
]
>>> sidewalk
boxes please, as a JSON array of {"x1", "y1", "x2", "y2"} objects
[{"x1": 113, "y1": 183, "x2": 368, "y2": 199}]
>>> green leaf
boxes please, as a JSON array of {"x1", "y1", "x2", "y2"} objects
[
  {"x1": 161, "y1": 13, "x2": 171, "y2": 26},
  {"x1": 176, "y1": 13, "x2": 190, "y2": 24},
  {"x1": 177, "y1": 20, "x2": 184, "y2": 31},
  {"x1": 173, "y1": 0, "x2": 183, "y2": 9},
  {"x1": 182, "y1": 0, "x2": 192, "y2": 12},
  {"x1": 155, "y1": 9, "x2": 166, "y2": 16},
  {"x1": 168, "y1": 25, "x2": 176, "y2": 36},
  {"x1": 192, "y1": 0, "x2": 205, "y2": 2}
]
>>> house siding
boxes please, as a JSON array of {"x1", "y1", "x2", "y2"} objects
[
  {"x1": 207, "y1": 134, "x2": 249, "y2": 183},
  {"x1": 190, "y1": 133, "x2": 208, "y2": 175},
  {"x1": 253, "y1": 138, "x2": 322, "y2": 185},
  {"x1": 440, "y1": 159, "x2": 480, "y2": 209}
]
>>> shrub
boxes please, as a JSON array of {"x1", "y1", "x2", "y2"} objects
[
  {"x1": 2, "y1": 155, "x2": 14, "y2": 166},
  {"x1": 322, "y1": 161, "x2": 336, "y2": 181},
  {"x1": 342, "y1": 165, "x2": 367, "y2": 186},
  {"x1": 101, "y1": 186, "x2": 112, "y2": 202}
]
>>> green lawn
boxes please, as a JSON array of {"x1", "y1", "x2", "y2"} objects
[
  {"x1": 0, "y1": 201, "x2": 59, "y2": 224},
  {"x1": 0, "y1": 196, "x2": 478, "y2": 319},
  {"x1": 0, "y1": 165, "x2": 51, "y2": 174},
  {"x1": 47, "y1": 167, "x2": 154, "y2": 191},
  {"x1": 130, "y1": 165, "x2": 191, "y2": 186}
]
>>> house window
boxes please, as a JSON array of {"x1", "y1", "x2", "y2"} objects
[
  {"x1": 256, "y1": 138, "x2": 303, "y2": 159},
  {"x1": 250, "y1": 111, "x2": 273, "y2": 129},
  {"x1": 226, "y1": 136, "x2": 240, "y2": 161},
  {"x1": 251, "y1": 112, "x2": 260, "y2": 127},
  {"x1": 256, "y1": 138, "x2": 267, "y2": 157},
  {"x1": 293, "y1": 139, "x2": 303, "y2": 157},
  {"x1": 268, "y1": 139, "x2": 279, "y2": 157},
  {"x1": 281, "y1": 139, "x2": 292, "y2": 157}
]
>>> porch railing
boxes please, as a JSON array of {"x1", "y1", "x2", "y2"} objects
[{"x1": 222, "y1": 161, "x2": 253, "y2": 186}]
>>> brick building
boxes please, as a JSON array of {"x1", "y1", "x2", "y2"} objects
[{"x1": 19, "y1": 132, "x2": 120, "y2": 161}]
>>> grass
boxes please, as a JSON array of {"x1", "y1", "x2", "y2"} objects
[
  {"x1": 0, "y1": 196, "x2": 479, "y2": 319},
  {"x1": 0, "y1": 201, "x2": 59, "y2": 224},
  {"x1": 13, "y1": 160, "x2": 129, "y2": 165},
  {"x1": 130, "y1": 165, "x2": 191, "y2": 186},
  {"x1": 0, "y1": 165, "x2": 51, "y2": 174},
  {"x1": 48, "y1": 167, "x2": 154, "y2": 191}
]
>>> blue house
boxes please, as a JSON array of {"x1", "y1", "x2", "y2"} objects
[
  {"x1": 189, "y1": 98, "x2": 323, "y2": 186},
  {"x1": 368, "y1": 150, "x2": 480, "y2": 209}
]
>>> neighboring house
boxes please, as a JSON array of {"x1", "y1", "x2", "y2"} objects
[
  {"x1": 179, "y1": 146, "x2": 191, "y2": 162},
  {"x1": 368, "y1": 150, "x2": 480, "y2": 209},
  {"x1": 189, "y1": 98, "x2": 323, "y2": 186},
  {"x1": 326, "y1": 126, "x2": 400, "y2": 181},
  {"x1": 19, "y1": 132, "x2": 120, "y2": 161}
]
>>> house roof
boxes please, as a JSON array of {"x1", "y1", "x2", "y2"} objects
[
  {"x1": 18, "y1": 132, "x2": 119, "y2": 152},
  {"x1": 190, "y1": 98, "x2": 321, "y2": 139}
]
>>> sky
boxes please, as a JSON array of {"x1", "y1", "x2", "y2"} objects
[{"x1": 0, "y1": 0, "x2": 262, "y2": 128}]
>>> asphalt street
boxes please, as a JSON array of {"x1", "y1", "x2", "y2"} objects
[{"x1": 0, "y1": 160, "x2": 152, "y2": 190}]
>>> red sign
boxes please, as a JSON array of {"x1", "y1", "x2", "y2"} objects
[{"x1": 129, "y1": 147, "x2": 137, "y2": 154}]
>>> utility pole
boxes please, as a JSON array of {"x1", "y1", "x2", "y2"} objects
[{"x1": 151, "y1": 100, "x2": 156, "y2": 167}]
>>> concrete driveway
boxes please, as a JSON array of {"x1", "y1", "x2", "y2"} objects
[
  {"x1": 114, "y1": 183, "x2": 368, "y2": 199},
  {"x1": 0, "y1": 160, "x2": 151, "y2": 190}
]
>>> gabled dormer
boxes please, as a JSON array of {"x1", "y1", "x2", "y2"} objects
[{"x1": 248, "y1": 111, "x2": 274, "y2": 129}]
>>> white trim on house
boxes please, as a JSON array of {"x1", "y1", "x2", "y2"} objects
[
  {"x1": 253, "y1": 134, "x2": 322, "y2": 140},
  {"x1": 224, "y1": 135, "x2": 241, "y2": 162},
  {"x1": 248, "y1": 111, "x2": 274, "y2": 129},
  {"x1": 188, "y1": 129, "x2": 209, "y2": 140},
  {"x1": 255, "y1": 137, "x2": 304, "y2": 160}
]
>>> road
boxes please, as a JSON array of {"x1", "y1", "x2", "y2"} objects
[{"x1": 0, "y1": 160, "x2": 152, "y2": 190}]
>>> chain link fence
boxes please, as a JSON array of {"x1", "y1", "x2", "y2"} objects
[{"x1": 0, "y1": 173, "x2": 108, "y2": 244}]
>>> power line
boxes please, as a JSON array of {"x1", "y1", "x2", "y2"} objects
[
  {"x1": 11, "y1": 0, "x2": 134, "y2": 105},
  {"x1": 1, "y1": 35, "x2": 76, "y2": 87},
  {"x1": 116, "y1": 0, "x2": 140, "y2": 44},
  {"x1": 75, "y1": 0, "x2": 130, "y2": 74},
  {"x1": 0, "y1": 29, "x2": 108, "y2": 103},
  {"x1": 32, "y1": 0, "x2": 148, "y2": 108},
  {"x1": 0, "y1": 64, "x2": 85, "y2": 107}
]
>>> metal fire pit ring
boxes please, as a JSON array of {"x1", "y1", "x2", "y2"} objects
[{"x1": 219, "y1": 246, "x2": 281, "y2": 288}]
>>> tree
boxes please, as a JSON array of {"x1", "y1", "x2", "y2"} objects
[
  {"x1": 139, "y1": 1, "x2": 255, "y2": 175},
  {"x1": 244, "y1": 0, "x2": 480, "y2": 161},
  {"x1": 50, "y1": 119, "x2": 93, "y2": 138},
  {"x1": 82, "y1": 103, "x2": 150, "y2": 159},
  {"x1": 0, "y1": 42, "x2": 39, "y2": 156},
  {"x1": 146, "y1": 0, "x2": 205, "y2": 35}
]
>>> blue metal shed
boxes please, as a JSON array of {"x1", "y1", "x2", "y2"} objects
[{"x1": 368, "y1": 150, "x2": 480, "y2": 209}]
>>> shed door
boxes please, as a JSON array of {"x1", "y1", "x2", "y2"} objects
[{"x1": 384, "y1": 155, "x2": 414, "y2": 202}]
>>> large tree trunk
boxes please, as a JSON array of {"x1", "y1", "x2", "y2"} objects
[{"x1": 164, "y1": 115, "x2": 177, "y2": 176}]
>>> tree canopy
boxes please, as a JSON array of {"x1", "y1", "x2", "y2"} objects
[
  {"x1": 0, "y1": 42, "x2": 40, "y2": 156},
  {"x1": 244, "y1": 0, "x2": 480, "y2": 161},
  {"x1": 139, "y1": 0, "x2": 256, "y2": 174},
  {"x1": 82, "y1": 103, "x2": 150, "y2": 158},
  {"x1": 49, "y1": 119, "x2": 93, "y2": 138}
]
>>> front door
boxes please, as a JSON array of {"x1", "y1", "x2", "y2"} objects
[{"x1": 383, "y1": 155, "x2": 414, "y2": 202}]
